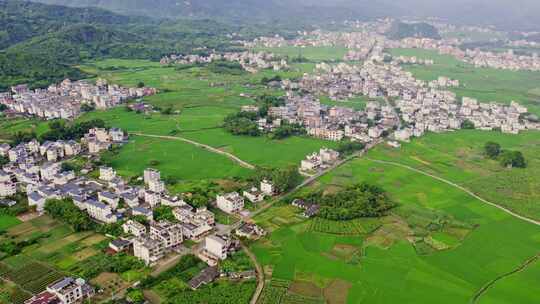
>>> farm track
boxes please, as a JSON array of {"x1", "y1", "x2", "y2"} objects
[
  {"x1": 365, "y1": 158, "x2": 540, "y2": 226},
  {"x1": 129, "y1": 132, "x2": 256, "y2": 170},
  {"x1": 240, "y1": 242, "x2": 265, "y2": 304},
  {"x1": 470, "y1": 253, "x2": 539, "y2": 303}
]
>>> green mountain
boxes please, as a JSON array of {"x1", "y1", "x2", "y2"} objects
[
  {"x1": 0, "y1": 0, "x2": 134, "y2": 50},
  {"x1": 30, "y1": 0, "x2": 540, "y2": 30},
  {"x1": 386, "y1": 21, "x2": 441, "y2": 40},
  {"x1": 0, "y1": 0, "x2": 240, "y2": 90}
]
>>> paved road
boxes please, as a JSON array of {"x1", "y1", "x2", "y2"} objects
[
  {"x1": 366, "y1": 158, "x2": 540, "y2": 226},
  {"x1": 129, "y1": 132, "x2": 256, "y2": 170}
]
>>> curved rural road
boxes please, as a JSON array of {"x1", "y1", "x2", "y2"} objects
[
  {"x1": 129, "y1": 132, "x2": 256, "y2": 170},
  {"x1": 365, "y1": 158, "x2": 540, "y2": 226}
]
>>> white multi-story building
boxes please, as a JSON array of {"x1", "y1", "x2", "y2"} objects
[
  {"x1": 143, "y1": 168, "x2": 161, "y2": 185},
  {"x1": 98, "y1": 191, "x2": 119, "y2": 209},
  {"x1": 0, "y1": 182, "x2": 16, "y2": 197},
  {"x1": 144, "y1": 190, "x2": 161, "y2": 207},
  {"x1": 40, "y1": 162, "x2": 61, "y2": 181},
  {"x1": 133, "y1": 237, "x2": 163, "y2": 266},
  {"x1": 46, "y1": 277, "x2": 92, "y2": 304},
  {"x1": 150, "y1": 221, "x2": 183, "y2": 249},
  {"x1": 243, "y1": 187, "x2": 264, "y2": 203},
  {"x1": 205, "y1": 235, "x2": 232, "y2": 260},
  {"x1": 319, "y1": 148, "x2": 340, "y2": 164},
  {"x1": 260, "y1": 180, "x2": 274, "y2": 195},
  {"x1": 216, "y1": 192, "x2": 244, "y2": 213},
  {"x1": 148, "y1": 180, "x2": 165, "y2": 193},
  {"x1": 122, "y1": 220, "x2": 147, "y2": 237},
  {"x1": 85, "y1": 200, "x2": 117, "y2": 224},
  {"x1": 99, "y1": 167, "x2": 117, "y2": 182},
  {"x1": 28, "y1": 192, "x2": 46, "y2": 212}
]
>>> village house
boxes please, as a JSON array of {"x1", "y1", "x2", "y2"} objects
[
  {"x1": 199, "y1": 234, "x2": 238, "y2": 266},
  {"x1": 243, "y1": 187, "x2": 265, "y2": 203},
  {"x1": 46, "y1": 277, "x2": 94, "y2": 304},
  {"x1": 260, "y1": 179, "x2": 275, "y2": 195},
  {"x1": 216, "y1": 192, "x2": 244, "y2": 214},
  {"x1": 99, "y1": 166, "x2": 117, "y2": 182},
  {"x1": 122, "y1": 220, "x2": 147, "y2": 237}
]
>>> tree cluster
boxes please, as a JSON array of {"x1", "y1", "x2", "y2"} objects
[
  {"x1": 208, "y1": 61, "x2": 245, "y2": 75},
  {"x1": 269, "y1": 123, "x2": 305, "y2": 139},
  {"x1": 336, "y1": 141, "x2": 365, "y2": 156},
  {"x1": 254, "y1": 165, "x2": 302, "y2": 194},
  {"x1": 39, "y1": 119, "x2": 105, "y2": 142},
  {"x1": 308, "y1": 183, "x2": 395, "y2": 220},
  {"x1": 223, "y1": 111, "x2": 260, "y2": 136},
  {"x1": 44, "y1": 198, "x2": 95, "y2": 231},
  {"x1": 483, "y1": 141, "x2": 526, "y2": 168}
]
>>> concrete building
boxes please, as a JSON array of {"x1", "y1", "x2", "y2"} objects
[{"x1": 216, "y1": 192, "x2": 244, "y2": 213}]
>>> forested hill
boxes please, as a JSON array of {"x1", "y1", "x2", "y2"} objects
[
  {"x1": 0, "y1": 0, "x2": 247, "y2": 90},
  {"x1": 0, "y1": 0, "x2": 136, "y2": 50},
  {"x1": 386, "y1": 22, "x2": 441, "y2": 40},
  {"x1": 31, "y1": 0, "x2": 540, "y2": 31},
  {"x1": 30, "y1": 0, "x2": 388, "y2": 23}
]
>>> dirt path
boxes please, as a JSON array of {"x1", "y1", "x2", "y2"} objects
[
  {"x1": 365, "y1": 158, "x2": 540, "y2": 226},
  {"x1": 470, "y1": 253, "x2": 539, "y2": 304},
  {"x1": 129, "y1": 132, "x2": 256, "y2": 170},
  {"x1": 240, "y1": 242, "x2": 265, "y2": 304}
]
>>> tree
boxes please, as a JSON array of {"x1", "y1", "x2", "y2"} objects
[
  {"x1": 153, "y1": 206, "x2": 176, "y2": 222},
  {"x1": 499, "y1": 150, "x2": 526, "y2": 168},
  {"x1": 255, "y1": 165, "x2": 302, "y2": 194},
  {"x1": 461, "y1": 119, "x2": 475, "y2": 129},
  {"x1": 45, "y1": 198, "x2": 95, "y2": 231},
  {"x1": 315, "y1": 183, "x2": 395, "y2": 220},
  {"x1": 137, "y1": 81, "x2": 145, "y2": 88},
  {"x1": 223, "y1": 112, "x2": 261, "y2": 137},
  {"x1": 81, "y1": 103, "x2": 95, "y2": 112},
  {"x1": 337, "y1": 141, "x2": 365, "y2": 156},
  {"x1": 484, "y1": 142, "x2": 501, "y2": 159}
]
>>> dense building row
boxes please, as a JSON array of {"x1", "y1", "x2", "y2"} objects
[
  {"x1": 160, "y1": 51, "x2": 288, "y2": 73},
  {"x1": 1, "y1": 79, "x2": 157, "y2": 120}
]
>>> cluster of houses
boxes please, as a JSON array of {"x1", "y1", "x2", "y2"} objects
[
  {"x1": 216, "y1": 179, "x2": 275, "y2": 214},
  {"x1": 106, "y1": 173, "x2": 275, "y2": 267},
  {"x1": 300, "y1": 148, "x2": 340, "y2": 173},
  {"x1": 0, "y1": 128, "x2": 127, "y2": 219},
  {"x1": 394, "y1": 56, "x2": 434, "y2": 65},
  {"x1": 259, "y1": 48, "x2": 539, "y2": 143},
  {"x1": 1, "y1": 79, "x2": 157, "y2": 120},
  {"x1": 24, "y1": 277, "x2": 94, "y2": 304},
  {"x1": 387, "y1": 37, "x2": 540, "y2": 72},
  {"x1": 160, "y1": 51, "x2": 289, "y2": 73}
]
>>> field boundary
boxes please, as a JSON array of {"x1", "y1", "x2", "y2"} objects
[
  {"x1": 366, "y1": 158, "x2": 540, "y2": 226},
  {"x1": 470, "y1": 253, "x2": 539, "y2": 303},
  {"x1": 129, "y1": 132, "x2": 256, "y2": 169}
]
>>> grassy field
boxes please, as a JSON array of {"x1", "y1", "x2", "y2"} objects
[
  {"x1": 388, "y1": 48, "x2": 540, "y2": 116},
  {"x1": 367, "y1": 130, "x2": 540, "y2": 221},
  {"x1": 251, "y1": 141, "x2": 540, "y2": 303},
  {"x1": 0, "y1": 118, "x2": 50, "y2": 141},
  {"x1": 101, "y1": 135, "x2": 252, "y2": 182},
  {"x1": 0, "y1": 215, "x2": 21, "y2": 231},
  {"x1": 74, "y1": 59, "x2": 338, "y2": 172}
]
